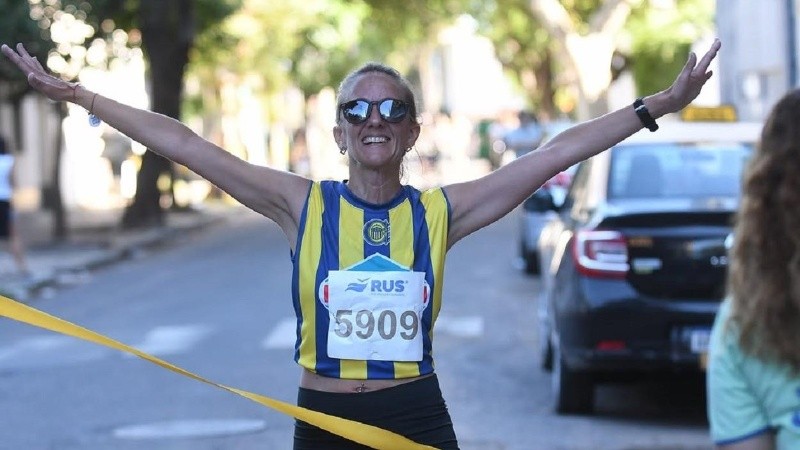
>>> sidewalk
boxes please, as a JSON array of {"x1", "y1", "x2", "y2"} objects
[{"x1": 0, "y1": 203, "x2": 234, "y2": 302}]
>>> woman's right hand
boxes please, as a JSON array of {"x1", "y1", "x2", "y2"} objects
[{"x1": 1, "y1": 43, "x2": 79, "y2": 103}]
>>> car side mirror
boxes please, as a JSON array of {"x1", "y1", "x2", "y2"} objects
[{"x1": 523, "y1": 188, "x2": 556, "y2": 212}]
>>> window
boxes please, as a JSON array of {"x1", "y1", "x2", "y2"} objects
[{"x1": 609, "y1": 143, "x2": 753, "y2": 199}]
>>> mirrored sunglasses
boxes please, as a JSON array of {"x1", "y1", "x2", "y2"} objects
[{"x1": 339, "y1": 98, "x2": 409, "y2": 124}]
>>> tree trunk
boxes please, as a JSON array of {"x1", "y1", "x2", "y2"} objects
[
  {"x1": 121, "y1": 0, "x2": 194, "y2": 229},
  {"x1": 529, "y1": 0, "x2": 639, "y2": 120},
  {"x1": 535, "y1": 49, "x2": 557, "y2": 120},
  {"x1": 40, "y1": 102, "x2": 67, "y2": 240}
]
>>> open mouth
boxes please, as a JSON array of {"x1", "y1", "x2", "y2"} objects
[{"x1": 362, "y1": 136, "x2": 390, "y2": 145}]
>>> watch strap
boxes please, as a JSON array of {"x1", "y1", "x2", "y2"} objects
[{"x1": 633, "y1": 98, "x2": 658, "y2": 132}]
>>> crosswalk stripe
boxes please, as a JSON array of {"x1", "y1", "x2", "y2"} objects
[
  {"x1": 0, "y1": 335, "x2": 74, "y2": 361},
  {"x1": 124, "y1": 325, "x2": 212, "y2": 357},
  {"x1": 262, "y1": 317, "x2": 296, "y2": 349},
  {"x1": 435, "y1": 316, "x2": 485, "y2": 338},
  {"x1": 260, "y1": 316, "x2": 485, "y2": 350}
]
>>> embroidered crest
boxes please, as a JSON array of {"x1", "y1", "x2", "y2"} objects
[{"x1": 363, "y1": 219, "x2": 390, "y2": 246}]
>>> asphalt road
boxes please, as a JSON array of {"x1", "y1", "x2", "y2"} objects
[{"x1": 0, "y1": 208, "x2": 713, "y2": 450}]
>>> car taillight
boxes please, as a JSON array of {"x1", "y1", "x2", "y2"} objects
[{"x1": 572, "y1": 230, "x2": 629, "y2": 278}]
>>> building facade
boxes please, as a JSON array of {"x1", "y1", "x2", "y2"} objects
[{"x1": 716, "y1": 0, "x2": 798, "y2": 121}]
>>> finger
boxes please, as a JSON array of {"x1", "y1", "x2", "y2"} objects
[
  {"x1": 16, "y1": 43, "x2": 42, "y2": 73},
  {"x1": 11, "y1": 43, "x2": 36, "y2": 73},
  {"x1": 1, "y1": 44, "x2": 23, "y2": 66},
  {"x1": 684, "y1": 51, "x2": 697, "y2": 70},
  {"x1": 32, "y1": 56, "x2": 45, "y2": 72},
  {"x1": 0, "y1": 44, "x2": 14, "y2": 58},
  {"x1": 16, "y1": 43, "x2": 32, "y2": 60},
  {"x1": 694, "y1": 39, "x2": 721, "y2": 73},
  {"x1": 2, "y1": 47, "x2": 32, "y2": 75}
]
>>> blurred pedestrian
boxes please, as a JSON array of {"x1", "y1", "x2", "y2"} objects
[
  {"x1": 706, "y1": 88, "x2": 800, "y2": 450},
  {"x1": 0, "y1": 135, "x2": 29, "y2": 277},
  {"x1": 503, "y1": 110, "x2": 543, "y2": 158},
  {"x1": 2, "y1": 38, "x2": 720, "y2": 449}
]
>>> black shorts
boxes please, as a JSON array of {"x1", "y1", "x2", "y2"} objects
[
  {"x1": 0, "y1": 200, "x2": 10, "y2": 238},
  {"x1": 293, "y1": 374, "x2": 459, "y2": 450}
]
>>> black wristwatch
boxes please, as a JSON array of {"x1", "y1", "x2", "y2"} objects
[{"x1": 633, "y1": 98, "x2": 658, "y2": 132}]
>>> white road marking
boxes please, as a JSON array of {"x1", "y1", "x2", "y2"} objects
[
  {"x1": 124, "y1": 325, "x2": 212, "y2": 357},
  {"x1": 0, "y1": 335, "x2": 108, "y2": 370},
  {"x1": 0, "y1": 335, "x2": 76, "y2": 361},
  {"x1": 261, "y1": 315, "x2": 485, "y2": 350},
  {"x1": 435, "y1": 316, "x2": 485, "y2": 338},
  {"x1": 262, "y1": 317, "x2": 297, "y2": 349}
]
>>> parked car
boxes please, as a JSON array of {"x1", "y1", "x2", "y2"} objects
[
  {"x1": 518, "y1": 121, "x2": 576, "y2": 275},
  {"x1": 534, "y1": 118, "x2": 762, "y2": 414},
  {"x1": 518, "y1": 167, "x2": 575, "y2": 274}
]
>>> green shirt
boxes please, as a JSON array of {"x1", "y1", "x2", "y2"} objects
[{"x1": 707, "y1": 299, "x2": 800, "y2": 448}]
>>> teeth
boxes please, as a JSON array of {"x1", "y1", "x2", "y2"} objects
[{"x1": 363, "y1": 136, "x2": 388, "y2": 144}]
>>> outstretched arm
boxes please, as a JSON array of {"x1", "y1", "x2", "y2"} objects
[
  {"x1": 444, "y1": 39, "x2": 722, "y2": 247},
  {"x1": 1, "y1": 43, "x2": 310, "y2": 246}
]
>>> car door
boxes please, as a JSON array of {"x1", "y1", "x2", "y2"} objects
[{"x1": 537, "y1": 159, "x2": 594, "y2": 367}]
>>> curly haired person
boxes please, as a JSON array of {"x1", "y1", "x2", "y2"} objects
[{"x1": 707, "y1": 88, "x2": 800, "y2": 450}]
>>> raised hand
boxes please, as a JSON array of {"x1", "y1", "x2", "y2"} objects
[
  {"x1": 1, "y1": 43, "x2": 79, "y2": 103},
  {"x1": 661, "y1": 38, "x2": 721, "y2": 114}
]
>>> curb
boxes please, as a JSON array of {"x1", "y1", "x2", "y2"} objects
[{"x1": 3, "y1": 213, "x2": 225, "y2": 303}]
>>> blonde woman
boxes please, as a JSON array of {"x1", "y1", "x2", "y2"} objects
[{"x1": 3, "y1": 39, "x2": 720, "y2": 449}]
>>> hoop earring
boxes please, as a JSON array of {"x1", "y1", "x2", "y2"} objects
[{"x1": 339, "y1": 146, "x2": 347, "y2": 155}]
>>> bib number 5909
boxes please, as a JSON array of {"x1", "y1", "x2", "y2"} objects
[{"x1": 334, "y1": 309, "x2": 419, "y2": 341}]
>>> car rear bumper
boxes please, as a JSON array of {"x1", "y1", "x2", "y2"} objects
[{"x1": 556, "y1": 278, "x2": 720, "y2": 373}]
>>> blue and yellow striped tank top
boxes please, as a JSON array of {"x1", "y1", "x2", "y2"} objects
[{"x1": 291, "y1": 180, "x2": 451, "y2": 380}]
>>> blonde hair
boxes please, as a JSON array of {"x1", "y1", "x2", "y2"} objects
[{"x1": 727, "y1": 88, "x2": 800, "y2": 372}]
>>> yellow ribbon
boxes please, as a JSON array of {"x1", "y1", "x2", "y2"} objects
[{"x1": 0, "y1": 295, "x2": 437, "y2": 450}]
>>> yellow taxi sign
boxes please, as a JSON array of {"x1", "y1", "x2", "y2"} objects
[{"x1": 680, "y1": 105, "x2": 738, "y2": 122}]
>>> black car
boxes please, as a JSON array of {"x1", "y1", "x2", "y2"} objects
[{"x1": 534, "y1": 120, "x2": 761, "y2": 414}]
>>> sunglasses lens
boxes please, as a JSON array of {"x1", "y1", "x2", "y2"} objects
[
  {"x1": 379, "y1": 99, "x2": 408, "y2": 122},
  {"x1": 342, "y1": 100, "x2": 369, "y2": 124},
  {"x1": 340, "y1": 99, "x2": 408, "y2": 124}
]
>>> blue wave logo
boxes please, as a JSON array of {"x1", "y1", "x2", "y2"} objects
[{"x1": 345, "y1": 278, "x2": 370, "y2": 292}]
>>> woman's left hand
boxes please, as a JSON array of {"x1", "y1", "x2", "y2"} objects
[{"x1": 659, "y1": 38, "x2": 721, "y2": 114}]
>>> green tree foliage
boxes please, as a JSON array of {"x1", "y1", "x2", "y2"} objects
[
  {"x1": 52, "y1": 0, "x2": 241, "y2": 228},
  {"x1": 478, "y1": 0, "x2": 559, "y2": 118},
  {"x1": 288, "y1": 0, "x2": 467, "y2": 97},
  {"x1": 627, "y1": 0, "x2": 714, "y2": 96},
  {"x1": 0, "y1": 1, "x2": 85, "y2": 240},
  {"x1": 0, "y1": 1, "x2": 51, "y2": 99},
  {"x1": 478, "y1": 0, "x2": 713, "y2": 119}
]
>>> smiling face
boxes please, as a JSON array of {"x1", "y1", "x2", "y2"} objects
[{"x1": 333, "y1": 72, "x2": 420, "y2": 172}]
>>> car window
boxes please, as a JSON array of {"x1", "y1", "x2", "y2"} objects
[{"x1": 608, "y1": 143, "x2": 753, "y2": 199}]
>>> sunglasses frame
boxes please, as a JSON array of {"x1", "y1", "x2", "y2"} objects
[{"x1": 338, "y1": 98, "x2": 410, "y2": 125}]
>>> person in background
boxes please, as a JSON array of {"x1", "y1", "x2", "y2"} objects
[
  {"x1": 3, "y1": 38, "x2": 720, "y2": 449},
  {"x1": 0, "y1": 135, "x2": 29, "y2": 277},
  {"x1": 706, "y1": 88, "x2": 800, "y2": 450},
  {"x1": 503, "y1": 110, "x2": 543, "y2": 159}
]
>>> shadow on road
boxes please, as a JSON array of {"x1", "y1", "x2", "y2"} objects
[{"x1": 593, "y1": 373, "x2": 708, "y2": 426}]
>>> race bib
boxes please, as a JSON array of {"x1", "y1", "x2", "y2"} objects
[{"x1": 327, "y1": 270, "x2": 425, "y2": 361}]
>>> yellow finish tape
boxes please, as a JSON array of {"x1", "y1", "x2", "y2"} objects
[{"x1": 0, "y1": 295, "x2": 437, "y2": 450}]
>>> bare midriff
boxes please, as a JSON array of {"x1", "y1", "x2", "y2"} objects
[{"x1": 300, "y1": 369, "x2": 433, "y2": 393}]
